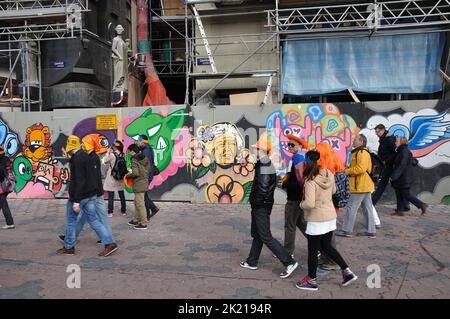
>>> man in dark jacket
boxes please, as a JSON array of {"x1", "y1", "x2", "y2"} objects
[
  {"x1": 137, "y1": 135, "x2": 160, "y2": 220},
  {"x1": 57, "y1": 135, "x2": 117, "y2": 257},
  {"x1": 372, "y1": 124, "x2": 410, "y2": 211},
  {"x1": 240, "y1": 138, "x2": 298, "y2": 279}
]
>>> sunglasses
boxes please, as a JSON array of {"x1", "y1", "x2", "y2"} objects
[{"x1": 288, "y1": 143, "x2": 296, "y2": 148}]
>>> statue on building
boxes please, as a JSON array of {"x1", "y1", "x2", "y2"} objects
[{"x1": 111, "y1": 25, "x2": 128, "y2": 92}]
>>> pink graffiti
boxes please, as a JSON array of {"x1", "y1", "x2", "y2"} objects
[
  {"x1": 277, "y1": 115, "x2": 312, "y2": 156},
  {"x1": 8, "y1": 182, "x2": 54, "y2": 199},
  {"x1": 315, "y1": 126, "x2": 352, "y2": 164}
]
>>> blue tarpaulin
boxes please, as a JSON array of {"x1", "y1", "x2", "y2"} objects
[{"x1": 282, "y1": 33, "x2": 445, "y2": 96}]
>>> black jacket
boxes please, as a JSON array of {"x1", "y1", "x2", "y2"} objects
[
  {"x1": 250, "y1": 156, "x2": 276, "y2": 208},
  {"x1": 69, "y1": 150, "x2": 98, "y2": 203},
  {"x1": 140, "y1": 143, "x2": 155, "y2": 178},
  {"x1": 0, "y1": 155, "x2": 9, "y2": 183},
  {"x1": 282, "y1": 160, "x2": 302, "y2": 202},
  {"x1": 88, "y1": 151, "x2": 104, "y2": 196},
  {"x1": 378, "y1": 132, "x2": 397, "y2": 166},
  {"x1": 391, "y1": 145, "x2": 415, "y2": 189}
]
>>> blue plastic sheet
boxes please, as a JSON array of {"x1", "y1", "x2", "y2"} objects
[{"x1": 282, "y1": 32, "x2": 445, "y2": 96}]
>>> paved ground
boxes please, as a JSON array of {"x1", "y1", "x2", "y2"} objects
[{"x1": 0, "y1": 199, "x2": 449, "y2": 299}]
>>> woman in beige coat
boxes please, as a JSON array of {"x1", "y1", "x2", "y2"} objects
[
  {"x1": 295, "y1": 150, "x2": 357, "y2": 291},
  {"x1": 104, "y1": 140, "x2": 126, "y2": 217}
]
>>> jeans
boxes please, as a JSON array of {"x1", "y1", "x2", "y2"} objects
[
  {"x1": 134, "y1": 192, "x2": 147, "y2": 226},
  {"x1": 342, "y1": 192, "x2": 376, "y2": 234},
  {"x1": 371, "y1": 165, "x2": 393, "y2": 205},
  {"x1": 64, "y1": 196, "x2": 113, "y2": 249},
  {"x1": 307, "y1": 231, "x2": 348, "y2": 279},
  {"x1": 394, "y1": 188, "x2": 424, "y2": 209},
  {"x1": 246, "y1": 206, "x2": 293, "y2": 267},
  {"x1": 144, "y1": 190, "x2": 157, "y2": 219},
  {"x1": 76, "y1": 196, "x2": 115, "y2": 243},
  {"x1": 107, "y1": 191, "x2": 126, "y2": 214},
  {"x1": 0, "y1": 193, "x2": 14, "y2": 226},
  {"x1": 284, "y1": 201, "x2": 307, "y2": 256},
  {"x1": 394, "y1": 188, "x2": 415, "y2": 211}
]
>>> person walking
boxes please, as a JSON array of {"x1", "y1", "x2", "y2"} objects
[
  {"x1": 295, "y1": 151, "x2": 358, "y2": 291},
  {"x1": 240, "y1": 138, "x2": 298, "y2": 279},
  {"x1": 278, "y1": 135, "x2": 308, "y2": 258},
  {"x1": 391, "y1": 136, "x2": 428, "y2": 216},
  {"x1": 371, "y1": 124, "x2": 409, "y2": 212},
  {"x1": 126, "y1": 144, "x2": 151, "y2": 230},
  {"x1": 336, "y1": 134, "x2": 376, "y2": 238},
  {"x1": 57, "y1": 135, "x2": 117, "y2": 257},
  {"x1": 0, "y1": 146, "x2": 14, "y2": 229},
  {"x1": 104, "y1": 140, "x2": 127, "y2": 217},
  {"x1": 137, "y1": 135, "x2": 159, "y2": 220}
]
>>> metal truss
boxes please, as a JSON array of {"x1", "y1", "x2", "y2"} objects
[
  {"x1": 154, "y1": 62, "x2": 187, "y2": 75},
  {"x1": 0, "y1": 23, "x2": 77, "y2": 43},
  {"x1": 0, "y1": 0, "x2": 89, "y2": 12},
  {"x1": 266, "y1": 0, "x2": 450, "y2": 34}
]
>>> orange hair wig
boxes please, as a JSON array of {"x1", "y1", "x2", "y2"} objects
[{"x1": 315, "y1": 142, "x2": 345, "y2": 174}]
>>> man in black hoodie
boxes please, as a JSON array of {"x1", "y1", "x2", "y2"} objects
[
  {"x1": 372, "y1": 124, "x2": 410, "y2": 211},
  {"x1": 57, "y1": 135, "x2": 116, "y2": 256},
  {"x1": 240, "y1": 138, "x2": 298, "y2": 279}
]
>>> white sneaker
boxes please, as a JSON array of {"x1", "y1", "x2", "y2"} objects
[
  {"x1": 280, "y1": 261, "x2": 298, "y2": 279},
  {"x1": 240, "y1": 261, "x2": 258, "y2": 270},
  {"x1": 1, "y1": 224, "x2": 15, "y2": 230}
]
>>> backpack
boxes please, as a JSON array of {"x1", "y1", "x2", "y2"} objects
[
  {"x1": 1, "y1": 159, "x2": 16, "y2": 194},
  {"x1": 332, "y1": 171, "x2": 350, "y2": 208},
  {"x1": 111, "y1": 153, "x2": 127, "y2": 180},
  {"x1": 356, "y1": 149, "x2": 383, "y2": 184}
]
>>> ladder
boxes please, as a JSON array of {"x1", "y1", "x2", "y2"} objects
[{"x1": 191, "y1": 4, "x2": 217, "y2": 74}]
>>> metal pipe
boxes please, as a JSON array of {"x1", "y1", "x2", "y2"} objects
[
  {"x1": 38, "y1": 40, "x2": 42, "y2": 112},
  {"x1": 192, "y1": 32, "x2": 277, "y2": 106},
  {"x1": 184, "y1": 1, "x2": 189, "y2": 105},
  {"x1": 0, "y1": 48, "x2": 22, "y2": 97},
  {"x1": 26, "y1": 41, "x2": 30, "y2": 111}
]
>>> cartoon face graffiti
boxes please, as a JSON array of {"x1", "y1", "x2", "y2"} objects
[
  {"x1": 125, "y1": 108, "x2": 186, "y2": 171},
  {"x1": 212, "y1": 133, "x2": 238, "y2": 166},
  {"x1": 33, "y1": 161, "x2": 59, "y2": 190},
  {"x1": 315, "y1": 126, "x2": 352, "y2": 164},
  {"x1": 82, "y1": 133, "x2": 110, "y2": 154},
  {"x1": 23, "y1": 124, "x2": 52, "y2": 162},
  {"x1": 0, "y1": 119, "x2": 19, "y2": 157},
  {"x1": 12, "y1": 156, "x2": 33, "y2": 193}
]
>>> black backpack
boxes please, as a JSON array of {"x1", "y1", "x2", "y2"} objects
[
  {"x1": 111, "y1": 153, "x2": 127, "y2": 180},
  {"x1": 332, "y1": 171, "x2": 350, "y2": 208}
]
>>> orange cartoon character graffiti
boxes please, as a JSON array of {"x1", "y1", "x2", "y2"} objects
[
  {"x1": 33, "y1": 161, "x2": 59, "y2": 191},
  {"x1": 23, "y1": 124, "x2": 52, "y2": 162},
  {"x1": 82, "y1": 133, "x2": 110, "y2": 154}
]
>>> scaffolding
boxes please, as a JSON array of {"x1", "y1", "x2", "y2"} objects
[{"x1": 0, "y1": 0, "x2": 88, "y2": 111}]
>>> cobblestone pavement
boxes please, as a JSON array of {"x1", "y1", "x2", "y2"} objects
[{"x1": 0, "y1": 199, "x2": 449, "y2": 299}]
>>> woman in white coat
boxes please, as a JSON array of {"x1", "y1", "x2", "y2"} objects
[{"x1": 104, "y1": 140, "x2": 126, "y2": 217}]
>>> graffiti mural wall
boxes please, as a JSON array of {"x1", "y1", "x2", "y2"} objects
[{"x1": 1, "y1": 100, "x2": 449, "y2": 204}]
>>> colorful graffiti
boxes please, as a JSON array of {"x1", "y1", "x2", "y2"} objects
[
  {"x1": 264, "y1": 103, "x2": 359, "y2": 174},
  {"x1": 187, "y1": 122, "x2": 254, "y2": 204},
  {"x1": 23, "y1": 123, "x2": 52, "y2": 162},
  {"x1": 123, "y1": 108, "x2": 192, "y2": 190},
  {"x1": 360, "y1": 109, "x2": 450, "y2": 169},
  {"x1": 0, "y1": 118, "x2": 19, "y2": 157}
]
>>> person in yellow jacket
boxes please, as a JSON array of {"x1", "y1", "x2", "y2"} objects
[{"x1": 336, "y1": 134, "x2": 376, "y2": 238}]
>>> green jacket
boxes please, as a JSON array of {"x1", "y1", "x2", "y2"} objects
[{"x1": 127, "y1": 153, "x2": 150, "y2": 193}]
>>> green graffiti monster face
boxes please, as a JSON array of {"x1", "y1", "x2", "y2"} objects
[
  {"x1": 13, "y1": 156, "x2": 33, "y2": 192},
  {"x1": 125, "y1": 109, "x2": 186, "y2": 171}
]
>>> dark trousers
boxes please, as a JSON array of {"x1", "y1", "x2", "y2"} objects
[
  {"x1": 307, "y1": 231, "x2": 348, "y2": 279},
  {"x1": 0, "y1": 193, "x2": 13, "y2": 226},
  {"x1": 247, "y1": 206, "x2": 293, "y2": 267},
  {"x1": 394, "y1": 188, "x2": 424, "y2": 210},
  {"x1": 284, "y1": 201, "x2": 307, "y2": 256},
  {"x1": 107, "y1": 191, "x2": 126, "y2": 214},
  {"x1": 372, "y1": 165, "x2": 393, "y2": 205},
  {"x1": 144, "y1": 191, "x2": 157, "y2": 219}
]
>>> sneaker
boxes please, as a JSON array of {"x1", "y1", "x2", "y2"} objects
[
  {"x1": 342, "y1": 268, "x2": 358, "y2": 286},
  {"x1": 98, "y1": 243, "x2": 118, "y2": 257},
  {"x1": 357, "y1": 232, "x2": 376, "y2": 238},
  {"x1": 1, "y1": 224, "x2": 15, "y2": 230},
  {"x1": 391, "y1": 210, "x2": 405, "y2": 216},
  {"x1": 421, "y1": 203, "x2": 428, "y2": 216},
  {"x1": 134, "y1": 224, "x2": 148, "y2": 230},
  {"x1": 239, "y1": 261, "x2": 258, "y2": 270},
  {"x1": 128, "y1": 220, "x2": 138, "y2": 226},
  {"x1": 319, "y1": 262, "x2": 340, "y2": 271},
  {"x1": 280, "y1": 261, "x2": 298, "y2": 279},
  {"x1": 121, "y1": 211, "x2": 126, "y2": 216},
  {"x1": 58, "y1": 235, "x2": 65, "y2": 242},
  {"x1": 375, "y1": 224, "x2": 381, "y2": 229},
  {"x1": 107, "y1": 213, "x2": 113, "y2": 218},
  {"x1": 57, "y1": 247, "x2": 75, "y2": 255},
  {"x1": 295, "y1": 275, "x2": 318, "y2": 291},
  {"x1": 97, "y1": 240, "x2": 102, "y2": 244},
  {"x1": 335, "y1": 230, "x2": 353, "y2": 237},
  {"x1": 151, "y1": 206, "x2": 160, "y2": 218}
]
